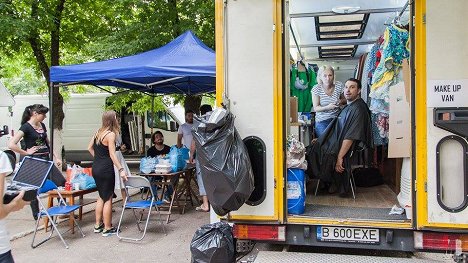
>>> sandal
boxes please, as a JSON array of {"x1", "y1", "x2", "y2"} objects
[{"x1": 195, "y1": 205, "x2": 209, "y2": 212}]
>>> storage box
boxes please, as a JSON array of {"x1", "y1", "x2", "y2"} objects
[
  {"x1": 290, "y1": 97, "x2": 298, "y2": 123},
  {"x1": 388, "y1": 82, "x2": 411, "y2": 158}
]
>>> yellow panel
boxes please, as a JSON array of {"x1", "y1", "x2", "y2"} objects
[
  {"x1": 414, "y1": 0, "x2": 428, "y2": 230},
  {"x1": 215, "y1": 0, "x2": 224, "y2": 107},
  {"x1": 273, "y1": 0, "x2": 284, "y2": 223}
]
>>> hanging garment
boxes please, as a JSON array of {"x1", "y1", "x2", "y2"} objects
[
  {"x1": 372, "y1": 24, "x2": 410, "y2": 90},
  {"x1": 290, "y1": 65, "x2": 317, "y2": 112}
]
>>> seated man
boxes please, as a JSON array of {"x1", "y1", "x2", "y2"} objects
[
  {"x1": 146, "y1": 131, "x2": 172, "y2": 202},
  {"x1": 307, "y1": 78, "x2": 372, "y2": 197},
  {"x1": 147, "y1": 131, "x2": 170, "y2": 157}
]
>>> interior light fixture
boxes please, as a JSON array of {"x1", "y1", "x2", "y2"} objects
[{"x1": 331, "y1": 6, "x2": 361, "y2": 14}]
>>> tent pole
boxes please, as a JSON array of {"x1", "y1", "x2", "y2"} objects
[
  {"x1": 49, "y1": 82, "x2": 54, "y2": 161},
  {"x1": 151, "y1": 92, "x2": 155, "y2": 136}
]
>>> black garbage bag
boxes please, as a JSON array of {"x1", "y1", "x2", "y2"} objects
[
  {"x1": 192, "y1": 109, "x2": 254, "y2": 216},
  {"x1": 190, "y1": 222, "x2": 235, "y2": 263}
]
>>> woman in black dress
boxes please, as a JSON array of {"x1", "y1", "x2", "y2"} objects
[
  {"x1": 8, "y1": 104, "x2": 65, "y2": 219},
  {"x1": 87, "y1": 111, "x2": 128, "y2": 236}
]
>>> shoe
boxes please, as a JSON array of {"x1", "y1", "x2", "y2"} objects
[
  {"x1": 94, "y1": 223, "x2": 104, "y2": 233},
  {"x1": 195, "y1": 205, "x2": 209, "y2": 212},
  {"x1": 102, "y1": 227, "x2": 118, "y2": 237},
  {"x1": 162, "y1": 197, "x2": 171, "y2": 204},
  {"x1": 339, "y1": 191, "x2": 351, "y2": 198},
  {"x1": 328, "y1": 183, "x2": 338, "y2": 194}
]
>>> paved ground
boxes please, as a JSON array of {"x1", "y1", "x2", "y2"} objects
[{"x1": 8, "y1": 194, "x2": 210, "y2": 263}]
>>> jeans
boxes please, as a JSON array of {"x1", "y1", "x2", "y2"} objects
[
  {"x1": 314, "y1": 118, "x2": 333, "y2": 138},
  {"x1": 0, "y1": 250, "x2": 15, "y2": 263}
]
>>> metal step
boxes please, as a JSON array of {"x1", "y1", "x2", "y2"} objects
[{"x1": 253, "y1": 251, "x2": 439, "y2": 263}]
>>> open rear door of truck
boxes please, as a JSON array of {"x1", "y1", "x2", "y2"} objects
[
  {"x1": 415, "y1": 0, "x2": 468, "y2": 230},
  {"x1": 215, "y1": 0, "x2": 285, "y2": 222}
]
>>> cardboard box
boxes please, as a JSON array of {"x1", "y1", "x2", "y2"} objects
[
  {"x1": 290, "y1": 97, "x2": 298, "y2": 123},
  {"x1": 388, "y1": 82, "x2": 411, "y2": 158}
]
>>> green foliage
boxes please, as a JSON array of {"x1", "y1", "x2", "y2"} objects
[{"x1": 0, "y1": 0, "x2": 215, "y2": 112}]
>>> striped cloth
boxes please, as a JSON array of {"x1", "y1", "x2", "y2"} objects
[{"x1": 311, "y1": 81, "x2": 344, "y2": 122}]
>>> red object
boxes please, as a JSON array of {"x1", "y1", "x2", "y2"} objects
[
  {"x1": 414, "y1": 232, "x2": 468, "y2": 251},
  {"x1": 233, "y1": 224, "x2": 286, "y2": 241},
  {"x1": 65, "y1": 182, "x2": 72, "y2": 191}
]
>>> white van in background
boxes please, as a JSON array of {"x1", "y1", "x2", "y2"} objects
[{"x1": 0, "y1": 93, "x2": 183, "y2": 164}]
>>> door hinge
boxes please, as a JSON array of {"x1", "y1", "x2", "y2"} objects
[
  {"x1": 281, "y1": 23, "x2": 284, "y2": 34},
  {"x1": 274, "y1": 178, "x2": 277, "y2": 189},
  {"x1": 412, "y1": 15, "x2": 415, "y2": 27},
  {"x1": 273, "y1": 24, "x2": 276, "y2": 32},
  {"x1": 424, "y1": 182, "x2": 427, "y2": 192},
  {"x1": 422, "y1": 13, "x2": 426, "y2": 24}
]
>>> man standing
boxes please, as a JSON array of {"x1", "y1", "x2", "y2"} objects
[
  {"x1": 308, "y1": 78, "x2": 372, "y2": 197},
  {"x1": 177, "y1": 110, "x2": 194, "y2": 149}
]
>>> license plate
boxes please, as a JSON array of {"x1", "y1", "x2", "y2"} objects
[{"x1": 317, "y1": 226, "x2": 379, "y2": 244}]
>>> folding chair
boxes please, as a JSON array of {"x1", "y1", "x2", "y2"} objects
[
  {"x1": 31, "y1": 180, "x2": 85, "y2": 249},
  {"x1": 117, "y1": 176, "x2": 166, "y2": 241}
]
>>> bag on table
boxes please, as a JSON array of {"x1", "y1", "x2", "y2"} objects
[
  {"x1": 71, "y1": 173, "x2": 95, "y2": 190},
  {"x1": 66, "y1": 164, "x2": 83, "y2": 182},
  {"x1": 168, "y1": 146, "x2": 186, "y2": 172},
  {"x1": 140, "y1": 157, "x2": 158, "y2": 174}
]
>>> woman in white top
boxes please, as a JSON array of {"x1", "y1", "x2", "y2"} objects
[{"x1": 311, "y1": 65, "x2": 346, "y2": 138}]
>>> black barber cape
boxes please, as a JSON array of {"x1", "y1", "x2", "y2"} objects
[{"x1": 306, "y1": 98, "x2": 372, "y2": 182}]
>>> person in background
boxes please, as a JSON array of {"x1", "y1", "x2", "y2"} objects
[
  {"x1": 176, "y1": 110, "x2": 194, "y2": 149},
  {"x1": 189, "y1": 104, "x2": 213, "y2": 212},
  {"x1": 311, "y1": 66, "x2": 346, "y2": 138},
  {"x1": 0, "y1": 149, "x2": 29, "y2": 263},
  {"x1": 8, "y1": 104, "x2": 65, "y2": 220},
  {"x1": 113, "y1": 127, "x2": 131, "y2": 203},
  {"x1": 88, "y1": 110, "x2": 128, "y2": 236},
  {"x1": 146, "y1": 131, "x2": 172, "y2": 203},
  {"x1": 147, "y1": 131, "x2": 170, "y2": 157}
]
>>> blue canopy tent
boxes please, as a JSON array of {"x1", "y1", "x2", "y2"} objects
[
  {"x1": 50, "y1": 30, "x2": 215, "y2": 95},
  {"x1": 48, "y1": 31, "x2": 215, "y2": 158}
]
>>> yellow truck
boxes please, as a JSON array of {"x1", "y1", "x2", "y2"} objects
[{"x1": 214, "y1": 0, "x2": 468, "y2": 259}]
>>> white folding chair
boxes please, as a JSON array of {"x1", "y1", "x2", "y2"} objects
[
  {"x1": 31, "y1": 180, "x2": 85, "y2": 249},
  {"x1": 117, "y1": 176, "x2": 166, "y2": 241}
]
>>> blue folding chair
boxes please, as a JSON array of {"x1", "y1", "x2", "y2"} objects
[
  {"x1": 117, "y1": 176, "x2": 166, "y2": 241},
  {"x1": 31, "y1": 180, "x2": 85, "y2": 249}
]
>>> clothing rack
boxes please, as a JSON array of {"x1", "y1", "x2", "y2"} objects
[
  {"x1": 393, "y1": 0, "x2": 411, "y2": 25},
  {"x1": 289, "y1": 23, "x2": 305, "y2": 62}
]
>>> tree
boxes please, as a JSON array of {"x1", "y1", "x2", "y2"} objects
[{"x1": 0, "y1": 0, "x2": 214, "y2": 159}]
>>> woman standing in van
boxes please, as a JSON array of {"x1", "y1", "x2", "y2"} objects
[
  {"x1": 311, "y1": 66, "x2": 346, "y2": 138},
  {"x1": 88, "y1": 110, "x2": 127, "y2": 236},
  {"x1": 8, "y1": 104, "x2": 65, "y2": 220}
]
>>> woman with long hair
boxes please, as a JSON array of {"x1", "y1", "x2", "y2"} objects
[
  {"x1": 87, "y1": 110, "x2": 128, "y2": 236},
  {"x1": 311, "y1": 66, "x2": 346, "y2": 138},
  {"x1": 8, "y1": 104, "x2": 65, "y2": 220}
]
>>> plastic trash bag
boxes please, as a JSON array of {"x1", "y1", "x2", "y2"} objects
[
  {"x1": 192, "y1": 108, "x2": 254, "y2": 216},
  {"x1": 286, "y1": 135, "x2": 307, "y2": 170},
  {"x1": 71, "y1": 173, "x2": 96, "y2": 190},
  {"x1": 168, "y1": 146, "x2": 188, "y2": 172},
  {"x1": 140, "y1": 157, "x2": 158, "y2": 174},
  {"x1": 190, "y1": 222, "x2": 235, "y2": 263}
]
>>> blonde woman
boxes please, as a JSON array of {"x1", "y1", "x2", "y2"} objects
[
  {"x1": 88, "y1": 111, "x2": 128, "y2": 236},
  {"x1": 311, "y1": 66, "x2": 346, "y2": 138}
]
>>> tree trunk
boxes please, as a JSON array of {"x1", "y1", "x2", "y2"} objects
[
  {"x1": 167, "y1": 0, "x2": 202, "y2": 113},
  {"x1": 168, "y1": 0, "x2": 181, "y2": 38},
  {"x1": 184, "y1": 95, "x2": 202, "y2": 114},
  {"x1": 29, "y1": 0, "x2": 66, "y2": 167}
]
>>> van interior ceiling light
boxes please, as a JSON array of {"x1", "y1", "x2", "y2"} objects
[{"x1": 331, "y1": 6, "x2": 361, "y2": 14}]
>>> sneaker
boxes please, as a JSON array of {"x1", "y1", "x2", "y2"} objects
[
  {"x1": 102, "y1": 227, "x2": 118, "y2": 237},
  {"x1": 94, "y1": 223, "x2": 104, "y2": 233},
  {"x1": 162, "y1": 197, "x2": 171, "y2": 204}
]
